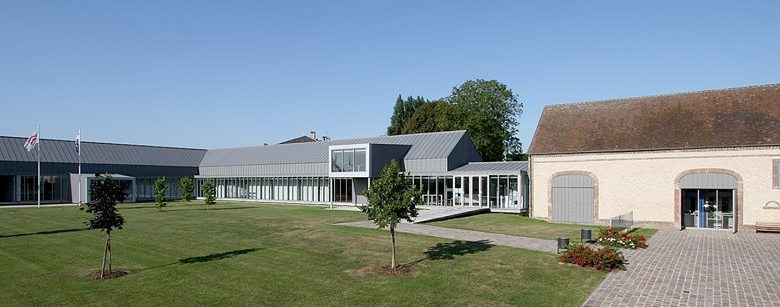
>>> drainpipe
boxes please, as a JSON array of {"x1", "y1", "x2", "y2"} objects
[{"x1": 528, "y1": 155, "x2": 534, "y2": 218}]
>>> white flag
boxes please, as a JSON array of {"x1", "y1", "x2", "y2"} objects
[
  {"x1": 75, "y1": 130, "x2": 81, "y2": 154},
  {"x1": 24, "y1": 128, "x2": 39, "y2": 151}
]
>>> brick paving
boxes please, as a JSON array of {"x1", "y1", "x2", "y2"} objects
[
  {"x1": 584, "y1": 229, "x2": 780, "y2": 306},
  {"x1": 338, "y1": 220, "x2": 557, "y2": 253}
]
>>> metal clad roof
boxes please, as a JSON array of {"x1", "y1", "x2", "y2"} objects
[
  {"x1": 0, "y1": 136, "x2": 206, "y2": 167},
  {"x1": 449, "y1": 161, "x2": 528, "y2": 174},
  {"x1": 199, "y1": 130, "x2": 468, "y2": 167}
]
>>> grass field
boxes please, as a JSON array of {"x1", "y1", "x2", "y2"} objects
[
  {"x1": 429, "y1": 213, "x2": 657, "y2": 241},
  {"x1": 0, "y1": 202, "x2": 604, "y2": 306}
]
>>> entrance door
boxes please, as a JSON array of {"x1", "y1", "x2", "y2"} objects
[
  {"x1": 681, "y1": 189, "x2": 734, "y2": 229},
  {"x1": 551, "y1": 174, "x2": 594, "y2": 224},
  {"x1": 0, "y1": 176, "x2": 13, "y2": 202}
]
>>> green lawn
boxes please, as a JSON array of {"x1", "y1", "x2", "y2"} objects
[
  {"x1": 0, "y1": 202, "x2": 604, "y2": 306},
  {"x1": 430, "y1": 214, "x2": 657, "y2": 241}
]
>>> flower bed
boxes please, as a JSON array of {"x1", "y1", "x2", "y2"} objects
[
  {"x1": 596, "y1": 227, "x2": 647, "y2": 249},
  {"x1": 559, "y1": 244, "x2": 626, "y2": 272}
]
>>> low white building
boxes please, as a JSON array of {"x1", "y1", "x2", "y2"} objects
[{"x1": 528, "y1": 84, "x2": 780, "y2": 232}]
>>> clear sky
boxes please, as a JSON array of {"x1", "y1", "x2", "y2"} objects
[{"x1": 1, "y1": 1, "x2": 779, "y2": 150}]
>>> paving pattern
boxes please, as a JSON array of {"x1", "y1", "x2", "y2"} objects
[
  {"x1": 584, "y1": 229, "x2": 780, "y2": 307},
  {"x1": 338, "y1": 220, "x2": 556, "y2": 253}
]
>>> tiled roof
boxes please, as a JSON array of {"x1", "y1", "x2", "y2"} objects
[{"x1": 529, "y1": 84, "x2": 780, "y2": 155}]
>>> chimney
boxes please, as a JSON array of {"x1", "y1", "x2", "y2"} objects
[{"x1": 309, "y1": 131, "x2": 317, "y2": 141}]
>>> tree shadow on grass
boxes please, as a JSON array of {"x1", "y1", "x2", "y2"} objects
[
  {"x1": 198, "y1": 206, "x2": 258, "y2": 212},
  {"x1": 178, "y1": 248, "x2": 262, "y2": 264},
  {"x1": 137, "y1": 247, "x2": 263, "y2": 272},
  {"x1": 404, "y1": 240, "x2": 493, "y2": 267},
  {"x1": 0, "y1": 228, "x2": 87, "y2": 238}
]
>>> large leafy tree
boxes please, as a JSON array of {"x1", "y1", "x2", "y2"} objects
[
  {"x1": 387, "y1": 95, "x2": 428, "y2": 135},
  {"x1": 180, "y1": 177, "x2": 193, "y2": 203},
  {"x1": 362, "y1": 160, "x2": 421, "y2": 270},
  {"x1": 154, "y1": 177, "x2": 167, "y2": 211},
  {"x1": 81, "y1": 174, "x2": 126, "y2": 279},
  {"x1": 444, "y1": 79, "x2": 523, "y2": 161},
  {"x1": 400, "y1": 100, "x2": 450, "y2": 135}
]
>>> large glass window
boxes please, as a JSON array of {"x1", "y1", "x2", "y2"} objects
[
  {"x1": 354, "y1": 149, "x2": 366, "y2": 172},
  {"x1": 330, "y1": 148, "x2": 367, "y2": 173},
  {"x1": 332, "y1": 150, "x2": 343, "y2": 172}
]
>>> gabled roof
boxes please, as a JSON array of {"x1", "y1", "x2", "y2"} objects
[
  {"x1": 0, "y1": 136, "x2": 206, "y2": 167},
  {"x1": 278, "y1": 135, "x2": 317, "y2": 144},
  {"x1": 200, "y1": 130, "x2": 470, "y2": 167},
  {"x1": 529, "y1": 84, "x2": 780, "y2": 155}
]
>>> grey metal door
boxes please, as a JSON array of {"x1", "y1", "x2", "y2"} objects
[{"x1": 551, "y1": 174, "x2": 594, "y2": 224}]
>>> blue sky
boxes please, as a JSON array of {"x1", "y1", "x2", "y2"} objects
[{"x1": 1, "y1": 1, "x2": 779, "y2": 149}]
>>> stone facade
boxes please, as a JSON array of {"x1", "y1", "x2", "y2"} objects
[{"x1": 530, "y1": 146, "x2": 780, "y2": 230}]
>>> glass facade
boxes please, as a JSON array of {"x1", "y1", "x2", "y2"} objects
[
  {"x1": 330, "y1": 148, "x2": 367, "y2": 172},
  {"x1": 192, "y1": 173, "x2": 526, "y2": 210},
  {"x1": 195, "y1": 177, "x2": 332, "y2": 203},
  {"x1": 20, "y1": 175, "x2": 69, "y2": 203},
  {"x1": 136, "y1": 177, "x2": 183, "y2": 200},
  {"x1": 410, "y1": 175, "x2": 525, "y2": 209}
]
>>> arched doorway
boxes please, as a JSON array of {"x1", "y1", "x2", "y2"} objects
[
  {"x1": 675, "y1": 170, "x2": 742, "y2": 232},
  {"x1": 550, "y1": 172, "x2": 596, "y2": 224}
]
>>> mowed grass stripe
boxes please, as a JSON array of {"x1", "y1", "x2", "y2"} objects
[{"x1": 0, "y1": 202, "x2": 604, "y2": 306}]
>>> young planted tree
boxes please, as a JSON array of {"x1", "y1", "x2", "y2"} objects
[
  {"x1": 202, "y1": 179, "x2": 216, "y2": 209},
  {"x1": 180, "y1": 176, "x2": 193, "y2": 203},
  {"x1": 154, "y1": 177, "x2": 167, "y2": 211},
  {"x1": 81, "y1": 174, "x2": 126, "y2": 279},
  {"x1": 362, "y1": 160, "x2": 421, "y2": 270}
]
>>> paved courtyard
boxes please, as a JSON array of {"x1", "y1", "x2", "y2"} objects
[{"x1": 584, "y1": 229, "x2": 780, "y2": 306}]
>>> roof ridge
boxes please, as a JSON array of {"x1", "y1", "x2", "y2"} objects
[
  {"x1": 0, "y1": 135, "x2": 205, "y2": 151},
  {"x1": 544, "y1": 83, "x2": 780, "y2": 109},
  {"x1": 207, "y1": 130, "x2": 468, "y2": 151}
]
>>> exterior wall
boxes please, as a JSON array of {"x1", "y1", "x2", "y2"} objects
[
  {"x1": 446, "y1": 135, "x2": 483, "y2": 170},
  {"x1": 368, "y1": 144, "x2": 410, "y2": 177},
  {"x1": 531, "y1": 147, "x2": 780, "y2": 228},
  {"x1": 198, "y1": 163, "x2": 329, "y2": 177}
]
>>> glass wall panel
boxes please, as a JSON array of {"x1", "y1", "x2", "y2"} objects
[{"x1": 354, "y1": 149, "x2": 366, "y2": 172}]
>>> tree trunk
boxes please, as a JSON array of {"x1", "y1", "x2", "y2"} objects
[
  {"x1": 390, "y1": 225, "x2": 396, "y2": 270},
  {"x1": 101, "y1": 233, "x2": 109, "y2": 279},
  {"x1": 107, "y1": 233, "x2": 112, "y2": 274}
]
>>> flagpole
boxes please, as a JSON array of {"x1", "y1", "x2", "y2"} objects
[
  {"x1": 37, "y1": 125, "x2": 41, "y2": 208},
  {"x1": 78, "y1": 129, "x2": 82, "y2": 205}
]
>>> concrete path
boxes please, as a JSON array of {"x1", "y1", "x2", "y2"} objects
[
  {"x1": 584, "y1": 229, "x2": 780, "y2": 306},
  {"x1": 338, "y1": 220, "x2": 556, "y2": 253},
  {"x1": 413, "y1": 206, "x2": 490, "y2": 223}
]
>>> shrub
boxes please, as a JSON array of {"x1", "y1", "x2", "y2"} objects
[
  {"x1": 596, "y1": 227, "x2": 647, "y2": 249},
  {"x1": 559, "y1": 244, "x2": 626, "y2": 272},
  {"x1": 202, "y1": 179, "x2": 216, "y2": 207},
  {"x1": 180, "y1": 177, "x2": 193, "y2": 203},
  {"x1": 154, "y1": 177, "x2": 167, "y2": 211}
]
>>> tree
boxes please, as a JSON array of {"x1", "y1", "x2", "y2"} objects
[
  {"x1": 362, "y1": 160, "x2": 421, "y2": 270},
  {"x1": 81, "y1": 174, "x2": 126, "y2": 279},
  {"x1": 444, "y1": 79, "x2": 523, "y2": 161},
  {"x1": 387, "y1": 95, "x2": 428, "y2": 135},
  {"x1": 180, "y1": 177, "x2": 193, "y2": 203},
  {"x1": 401, "y1": 100, "x2": 450, "y2": 134},
  {"x1": 202, "y1": 179, "x2": 216, "y2": 208},
  {"x1": 154, "y1": 177, "x2": 167, "y2": 211}
]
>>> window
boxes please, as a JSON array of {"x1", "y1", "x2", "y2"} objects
[
  {"x1": 354, "y1": 149, "x2": 366, "y2": 172},
  {"x1": 774, "y1": 159, "x2": 780, "y2": 189},
  {"x1": 330, "y1": 148, "x2": 367, "y2": 173},
  {"x1": 332, "y1": 150, "x2": 343, "y2": 172}
]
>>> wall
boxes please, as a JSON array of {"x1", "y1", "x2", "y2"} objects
[{"x1": 531, "y1": 146, "x2": 780, "y2": 227}]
